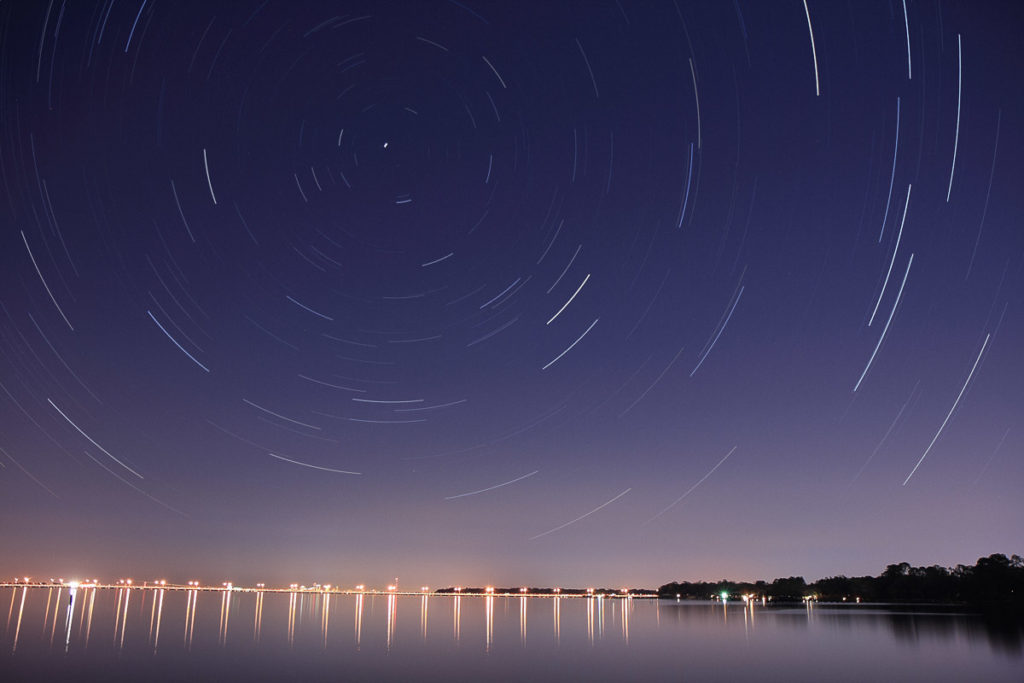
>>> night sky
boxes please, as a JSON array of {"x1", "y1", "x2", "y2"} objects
[{"x1": 1, "y1": 1, "x2": 1021, "y2": 589}]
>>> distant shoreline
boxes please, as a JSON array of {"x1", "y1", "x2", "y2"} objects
[
  {"x1": 657, "y1": 553, "x2": 1024, "y2": 612},
  {"x1": 0, "y1": 582, "x2": 656, "y2": 598},
  {"x1": 4, "y1": 553, "x2": 1020, "y2": 610},
  {"x1": 1, "y1": 583, "x2": 1020, "y2": 616}
]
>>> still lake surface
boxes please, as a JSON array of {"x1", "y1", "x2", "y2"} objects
[{"x1": 1, "y1": 586, "x2": 1020, "y2": 681}]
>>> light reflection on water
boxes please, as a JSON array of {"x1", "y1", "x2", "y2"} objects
[
  {"x1": 385, "y1": 592, "x2": 396, "y2": 651},
  {"x1": 451, "y1": 593, "x2": 460, "y2": 642},
  {"x1": 420, "y1": 594, "x2": 428, "y2": 641},
  {"x1": 353, "y1": 592, "x2": 363, "y2": 648},
  {"x1": 0, "y1": 587, "x2": 1020, "y2": 682},
  {"x1": 553, "y1": 595, "x2": 560, "y2": 644},
  {"x1": 484, "y1": 594, "x2": 493, "y2": 652},
  {"x1": 253, "y1": 590, "x2": 263, "y2": 642},
  {"x1": 183, "y1": 588, "x2": 197, "y2": 649}
]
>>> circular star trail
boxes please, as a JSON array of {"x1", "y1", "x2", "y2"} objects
[{"x1": 1, "y1": 1, "x2": 1021, "y2": 586}]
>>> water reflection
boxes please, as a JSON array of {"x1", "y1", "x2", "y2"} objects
[
  {"x1": 742, "y1": 597, "x2": 752, "y2": 640},
  {"x1": 218, "y1": 589, "x2": 231, "y2": 646},
  {"x1": 484, "y1": 595, "x2": 493, "y2": 652},
  {"x1": 5, "y1": 588, "x2": 15, "y2": 631},
  {"x1": 353, "y1": 593, "x2": 363, "y2": 649},
  {"x1": 420, "y1": 594, "x2": 428, "y2": 640},
  {"x1": 586, "y1": 597, "x2": 593, "y2": 645},
  {"x1": 116, "y1": 588, "x2": 131, "y2": 650},
  {"x1": 148, "y1": 590, "x2": 157, "y2": 642},
  {"x1": 41, "y1": 587, "x2": 53, "y2": 637},
  {"x1": 1, "y1": 589, "x2": 1020, "y2": 682},
  {"x1": 84, "y1": 588, "x2": 95, "y2": 646},
  {"x1": 286, "y1": 591, "x2": 296, "y2": 647},
  {"x1": 552, "y1": 596, "x2": 561, "y2": 644},
  {"x1": 48, "y1": 587, "x2": 62, "y2": 646},
  {"x1": 253, "y1": 590, "x2": 264, "y2": 642},
  {"x1": 321, "y1": 594, "x2": 330, "y2": 648},
  {"x1": 452, "y1": 595, "x2": 461, "y2": 643},
  {"x1": 183, "y1": 589, "x2": 197, "y2": 650},
  {"x1": 63, "y1": 585, "x2": 78, "y2": 652},
  {"x1": 113, "y1": 589, "x2": 122, "y2": 646},
  {"x1": 622, "y1": 597, "x2": 630, "y2": 644},
  {"x1": 11, "y1": 586, "x2": 26, "y2": 653},
  {"x1": 386, "y1": 593, "x2": 396, "y2": 651},
  {"x1": 153, "y1": 589, "x2": 164, "y2": 652},
  {"x1": 519, "y1": 596, "x2": 527, "y2": 646}
]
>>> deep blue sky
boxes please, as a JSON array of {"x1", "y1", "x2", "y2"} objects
[{"x1": 1, "y1": 0, "x2": 1021, "y2": 588}]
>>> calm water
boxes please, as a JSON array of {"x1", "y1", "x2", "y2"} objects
[{"x1": 1, "y1": 586, "x2": 1020, "y2": 681}]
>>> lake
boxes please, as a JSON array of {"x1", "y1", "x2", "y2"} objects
[{"x1": 2, "y1": 586, "x2": 1020, "y2": 681}]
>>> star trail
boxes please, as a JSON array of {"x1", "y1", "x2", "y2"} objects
[{"x1": 0, "y1": 1, "x2": 1021, "y2": 588}]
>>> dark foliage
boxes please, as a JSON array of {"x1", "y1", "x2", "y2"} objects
[{"x1": 658, "y1": 554, "x2": 1024, "y2": 608}]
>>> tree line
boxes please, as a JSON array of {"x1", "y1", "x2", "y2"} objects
[{"x1": 657, "y1": 553, "x2": 1024, "y2": 607}]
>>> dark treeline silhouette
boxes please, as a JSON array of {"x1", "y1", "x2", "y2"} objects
[{"x1": 658, "y1": 554, "x2": 1024, "y2": 608}]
